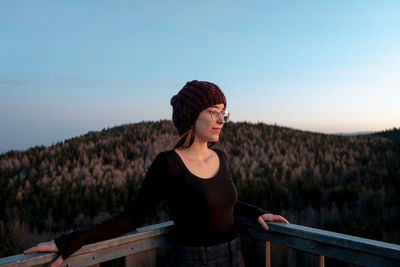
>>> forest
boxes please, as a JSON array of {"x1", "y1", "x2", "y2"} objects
[{"x1": 0, "y1": 120, "x2": 399, "y2": 257}]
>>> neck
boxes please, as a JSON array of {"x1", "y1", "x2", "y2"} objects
[{"x1": 181, "y1": 138, "x2": 211, "y2": 160}]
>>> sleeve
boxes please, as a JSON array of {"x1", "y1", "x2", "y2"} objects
[
  {"x1": 234, "y1": 200, "x2": 268, "y2": 222},
  {"x1": 54, "y1": 152, "x2": 168, "y2": 260}
]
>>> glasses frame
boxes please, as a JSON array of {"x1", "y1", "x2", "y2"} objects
[{"x1": 208, "y1": 108, "x2": 230, "y2": 122}]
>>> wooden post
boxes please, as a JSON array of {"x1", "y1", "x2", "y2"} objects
[
  {"x1": 125, "y1": 249, "x2": 157, "y2": 267},
  {"x1": 265, "y1": 241, "x2": 271, "y2": 267},
  {"x1": 240, "y1": 234, "x2": 266, "y2": 267},
  {"x1": 319, "y1": 255, "x2": 325, "y2": 267}
]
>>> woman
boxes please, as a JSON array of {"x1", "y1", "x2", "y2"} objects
[{"x1": 25, "y1": 80, "x2": 289, "y2": 267}]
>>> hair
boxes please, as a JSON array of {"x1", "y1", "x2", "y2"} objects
[{"x1": 170, "y1": 126, "x2": 217, "y2": 150}]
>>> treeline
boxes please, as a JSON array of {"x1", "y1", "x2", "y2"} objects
[
  {"x1": 221, "y1": 123, "x2": 400, "y2": 241},
  {"x1": 0, "y1": 121, "x2": 399, "y2": 257}
]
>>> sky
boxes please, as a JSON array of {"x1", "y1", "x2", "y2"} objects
[{"x1": 1, "y1": 0, "x2": 399, "y2": 151}]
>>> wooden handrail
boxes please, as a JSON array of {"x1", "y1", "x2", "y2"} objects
[
  {"x1": 1, "y1": 218, "x2": 399, "y2": 267},
  {"x1": 235, "y1": 217, "x2": 400, "y2": 267},
  {"x1": 0, "y1": 221, "x2": 174, "y2": 267}
]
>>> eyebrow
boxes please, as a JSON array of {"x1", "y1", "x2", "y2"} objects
[{"x1": 211, "y1": 105, "x2": 225, "y2": 110}]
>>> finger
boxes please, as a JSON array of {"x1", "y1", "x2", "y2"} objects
[
  {"x1": 273, "y1": 215, "x2": 289, "y2": 224},
  {"x1": 276, "y1": 215, "x2": 289, "y2": 224},
  {"x1": 24, "y1": 247, "x2": 35, "y2": 254},
  {"x1": 258, "y1": 217, "x2": 269, "y2": 230},
  {"x1": 50, "y1": 256, "x2": 64, "y2": 267},
  {"x1": 24, "y1": 244, "x2": 45, "y2": 254},
  {"x1": 24, "y1": 241, "x2": 57, "y2": 254}
]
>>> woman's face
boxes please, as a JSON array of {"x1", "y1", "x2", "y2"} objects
[{"x1": 193, "y1": 103, "x2": 226, "y2": 143}]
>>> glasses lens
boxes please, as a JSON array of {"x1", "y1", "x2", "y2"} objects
[
  {"x1": 210, "y1": 109, "x2": 230, "y2": 122},
  {"x1": 223, "y1": 111, "x2": 230, "y2": 122}
]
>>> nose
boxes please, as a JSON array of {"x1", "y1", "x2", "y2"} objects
[{"x1": 217, "y1": 114, "x2": 225, "y2": 124}]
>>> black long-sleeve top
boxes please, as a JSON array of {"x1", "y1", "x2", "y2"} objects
[{"x1": 55, "y1": 149, "x2": 266, "y2": 259}]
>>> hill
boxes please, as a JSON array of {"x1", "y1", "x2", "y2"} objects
[{"x1": 0, "y1": 121, "x2": 399, "y2": 256}]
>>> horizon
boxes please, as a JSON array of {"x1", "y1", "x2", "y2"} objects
[
  {"x1": 1, "y1": 1, "x2": 399, "y2": 151},
  {"x1": 0, "y1": 119, "x2": 396, "y2": 154}
]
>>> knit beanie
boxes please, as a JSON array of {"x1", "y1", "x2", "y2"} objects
[{"x1": 170, "y1": 80, "x2": 227, "y2": 136}]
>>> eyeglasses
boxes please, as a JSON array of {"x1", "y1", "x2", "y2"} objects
[{"x1": 208, "y1": 108, "x2": 230, "y2": 122}]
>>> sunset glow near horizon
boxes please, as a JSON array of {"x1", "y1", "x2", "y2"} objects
[{"x1": 1, "y1": 1, "x2": 399, "y2": 151}]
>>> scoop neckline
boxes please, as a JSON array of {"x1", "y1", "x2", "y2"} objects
[{"x1": 173, "y1": 149, "x2": 221, "y2": 180}]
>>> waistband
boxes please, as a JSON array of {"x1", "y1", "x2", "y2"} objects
[
  {"x1": 177, "y1": 236, "x2": 240, "y2": 253},
  {"x1": 175, "y1": 236, "x2": 241, "y2": 265}
]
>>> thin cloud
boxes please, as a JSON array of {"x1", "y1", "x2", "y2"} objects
[
  {"x1": 0, "y1": 79, "x2": 28, "y2": 86},
  {"x1": 252, "y1": 69, "x2": 303, "y2": 80},
  {"x1": 0, "y1": 76, "x2": 181, "y2": 91}
]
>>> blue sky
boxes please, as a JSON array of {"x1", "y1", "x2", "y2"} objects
[{"x1": 1, "y1": 1, "x2": 399, "y2": 151}]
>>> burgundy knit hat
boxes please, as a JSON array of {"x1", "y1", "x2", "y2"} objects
[{"x1": 170, "y1": 80, "x2": 227, "y2": 136}]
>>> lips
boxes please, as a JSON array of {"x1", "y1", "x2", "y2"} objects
[{"x1": 212, "y1": 128, "x2": 221, "y2": 132}]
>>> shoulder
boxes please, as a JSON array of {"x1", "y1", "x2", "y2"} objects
[
  {"x1": 212, "y1": 148, "x2": 231, "y2": 172},
  {"x1": 159, "y1": 149, "x2": 178, "y2": 159},
  {"x1": 152, "y1": 150, "x2": 177, "y2": 165},
  {"x1": 146, "y1": 150, "x2": 176, "y2": 176},
  {"x1": 149, "y1": 150, "x2": 181, "y2": 179},
  {"x1": 212, "y1": 148, "x2": 228, "y2": 161}
]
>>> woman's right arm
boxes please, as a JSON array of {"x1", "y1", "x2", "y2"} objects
[{"x1": 24, "y1": 151, "x2": 168, "y2": 264}]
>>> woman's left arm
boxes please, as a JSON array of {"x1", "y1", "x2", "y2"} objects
[{"x1": 257, "y1": 213, "x2": 289, "y2": 231}]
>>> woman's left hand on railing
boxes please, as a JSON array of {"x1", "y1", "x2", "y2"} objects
[
  {"x1": 24, "y1": 240, "x2": 64, "y2": 267},
  {"x1": 258, "y1": 213, "x2": 289, "y2": 231}
]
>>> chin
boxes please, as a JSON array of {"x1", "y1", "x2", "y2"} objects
[
  {"x1": 209, "y1": 135, "x2": 219, "y2": 142},
  {"x1": 199, "y1": 132, "x2": 220, "y2": 143}
]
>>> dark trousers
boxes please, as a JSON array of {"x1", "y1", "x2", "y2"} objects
[{"x1": 171, "y1": 236, "x2": 245, "y2": 267}]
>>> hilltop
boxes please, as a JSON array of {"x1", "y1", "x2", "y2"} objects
[{"x1": 0, "y1": 121, "x2": 399, "y2": 256}]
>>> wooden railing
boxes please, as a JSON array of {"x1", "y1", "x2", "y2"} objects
[
  {"x1": 1, "y1": 218, "x2": 399, "y2": 267},
  {"x1": 234, "y1": 217, "x2": 400, "y2": 267}
]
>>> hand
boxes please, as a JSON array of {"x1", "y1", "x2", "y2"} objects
[
  {"x1": 258, "y1": 213, "x2": 289, "y2": 231},
  {"x1": 24, "y1": 240, "x2": 63, "y2": 267}
]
